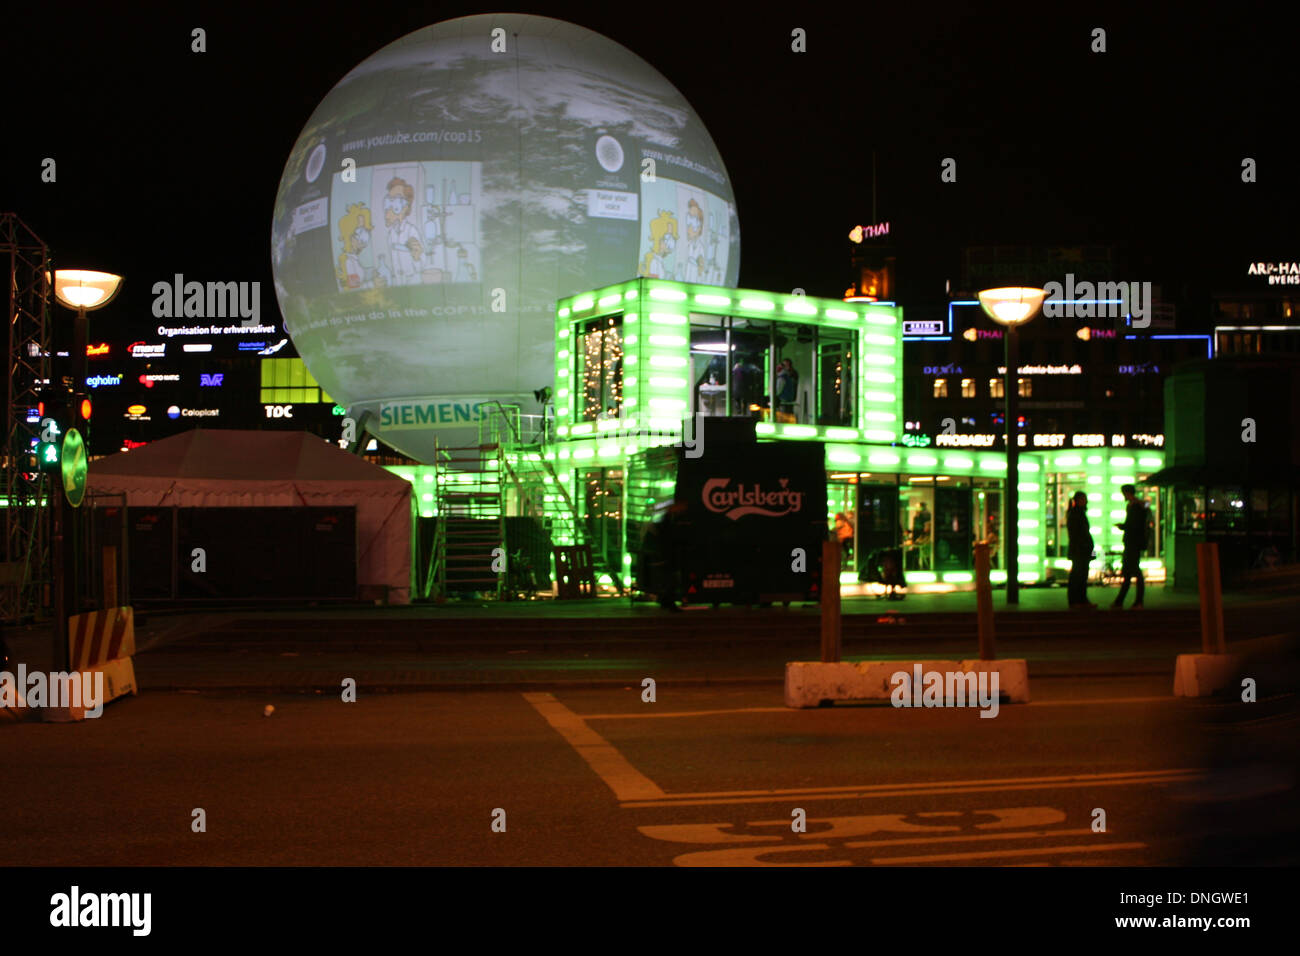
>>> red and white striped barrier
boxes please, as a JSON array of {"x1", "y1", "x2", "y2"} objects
[
  {"x1": 50, "y1": 606, "x2": 138, "y2": 721},
  {"x1": 70, "y1": 606, "x2": 136, "y2": 672}
]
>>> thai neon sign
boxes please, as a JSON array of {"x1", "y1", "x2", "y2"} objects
[{"x1": 849, "y1": 222, "x2": 890, "y2": 242}]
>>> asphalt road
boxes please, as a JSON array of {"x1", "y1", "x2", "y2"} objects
[{"x1": 0, "y1": 676, "x2": 1259, "y2": 866}]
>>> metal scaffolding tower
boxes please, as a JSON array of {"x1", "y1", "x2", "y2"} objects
[{"x1": 2, "y1": 213, "x2": 53, "y2": 623}]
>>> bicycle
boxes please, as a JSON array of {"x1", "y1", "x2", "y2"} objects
[{"x1": 1089, "y1": 550, "x2": 1124, "y2": 587}]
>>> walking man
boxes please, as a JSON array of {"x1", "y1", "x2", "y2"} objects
[
  {"x1": 1067, "y1": 491, "x2": 1096, "y2": 608},
  {"x1": 1113, "y1": 484, "x2": 1147, "y2": 609}
]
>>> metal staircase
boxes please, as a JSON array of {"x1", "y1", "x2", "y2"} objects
[
  {"x1": 479, "y1": 402, "x2": 624, "y2": 595},
  {"x1": 430, "y1": 441, "x2": 505, "y2": 598}
]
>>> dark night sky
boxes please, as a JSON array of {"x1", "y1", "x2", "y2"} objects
[{"x1": 3, "y1": 2, "x2": 1296, "y2": 337}]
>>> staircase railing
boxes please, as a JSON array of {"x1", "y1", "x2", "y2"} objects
[{"x1": 478, "y1": 400, "x2": 623, "y2": 594}]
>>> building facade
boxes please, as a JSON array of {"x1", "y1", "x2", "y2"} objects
[{"x1": 533, "y1": 277, "x2": 1167, "y2": 592}]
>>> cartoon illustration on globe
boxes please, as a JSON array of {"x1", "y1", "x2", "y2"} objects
[
  {"x1": 683, "y1": 199, "x2": 705, "y2": 283},
  {"x1": 336, "y1": 203, "x2": 375, "y2": 290},
  {"x1": 271, "y1": 13, "x2": 740, "y2": 463},
  {"x1": 639, "y1": 210, "x2": 678, "y2": 279},
  {"x1": 638, "y1": 178, "x2": 733, "y2": 284}
]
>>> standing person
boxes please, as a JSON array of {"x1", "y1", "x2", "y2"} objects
[
  {"x1": 1113, "y1": 484, "x2": 1148, "y2": 609},
  {"x1": 834, "y1": 512, "x2": 854, "y2": 563},
  {"x1": 910, "y1": 502, "x2": 932, "y2": 570},
  {"x1": 1067, "y1": 491, "x2": 1096, "y2": 608},
  {"x1": 775, "y1": 358, "x2": 799, "y2": 420},
  {"x1": 642, "y1": 502, "x2": 686, "y2": 611},
  {"x1": 985, "y1": 514, "x2": 1000, "y2": 569}
]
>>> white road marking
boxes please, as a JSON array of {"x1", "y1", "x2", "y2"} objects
[
  {"x1": 871, "y1": 841, "x2": 1147, "y2": 864},
  {"x1": 1030, "y1": 696, "x2": 1169, "y2": 706},
  {"x1": 583, "y1": 706, "x2": 788, "y2": 720},
  {"x1": 522, "y1": 692, "x2": 665, "y2": 801},
  {"x1": 640, "y1": 807, "x2": 1066, "y2": 844},
  {"x1": 579, "y1": 697, "x2": 1171, "y2": 720},
  {"x1": 621, "y1": 769, "x2": 1202, "y2": 808}
]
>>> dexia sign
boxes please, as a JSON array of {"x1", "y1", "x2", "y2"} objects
[{"x1": 379, "y1": 400, "x2": 489, "y2": 430}]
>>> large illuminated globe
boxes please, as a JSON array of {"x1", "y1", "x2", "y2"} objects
[{"x1": 271, "y1": 14, "x2": 740, "y2": 462}]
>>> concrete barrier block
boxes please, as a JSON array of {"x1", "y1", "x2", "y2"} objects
[
  {"x1": 1173, "y1": 654, "x2": 1241, "y2": 697},
  {"x1": 785, "y1": 658, "x2": 1030, "y2": 708}
]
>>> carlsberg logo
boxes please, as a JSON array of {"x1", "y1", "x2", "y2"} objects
[{"x1": 702, "y1": 478, "x2": 804, "y2": 519}]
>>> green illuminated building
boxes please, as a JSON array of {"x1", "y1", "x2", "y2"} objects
[{"x1": 391, "y1": 276, "x2": 1169, "y2": 594}]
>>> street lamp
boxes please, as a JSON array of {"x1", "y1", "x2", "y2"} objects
[
  {"x1": 47, "y1": 269, "x2": 122, "y2": 391},
  {"x1": 51, "y1": 270, "x2": 122, "y2": 312},
  {"x1": 45, "y1": 269, "x2": 122, "y2": 668},
  {"x1": 978, "y1": 286, "x2": 1044, "y2": 605}
]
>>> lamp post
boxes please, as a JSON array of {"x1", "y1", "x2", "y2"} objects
[
  {"x1": 977, "y1": 286, "x2": 1044, "y2": 605},
  {"x1": 47, "y1": 269, "x2": 122, "y2": 668}
]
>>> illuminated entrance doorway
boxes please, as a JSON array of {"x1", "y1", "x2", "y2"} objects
[{"x1": 831, "y1": 473, "x2": 990, "y2": 577}]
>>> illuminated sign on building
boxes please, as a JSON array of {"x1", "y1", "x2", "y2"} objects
[
  {"x1": 901, "y1": 433, "x2": 932, "y2": 447},
  {"x1": 122, "y1": 439, "x2": 148, "y2": 450},
  {"x1": 904, "y1": 320, "x2": 945, "y2": 336},
  {"x1": 167, "y1": 406, "x2": 181, "y2": 419},
  {"x1": 1075, "y1": 327, "x2": 1116, "y2": 340},
  {"x1": 86, "y1": 343, "x2": 110, "y2": 356},
  {"x1": 157, "y1": 323, "x2": 279, "y2": 338},
  {"x1": 996, "y1": 364, "x2": 1083, "y2": 375},
  {"x1": 200, "y1": 373, "x2": 225, "y2": 386},
  {"x1": 183, "y1": 343, "x2": 213, "y2": 353},
  {"x1": 125, "y1": 405, "x2": 150, "y2": 421},
  {"x1": 182, "y1": 408, "x2": 220, "y2": 417},
  {"x1": 849, "y1": 222, "x2": 890, "y2": 242},
  {"x1": 86, "y1": 374, "x2": 123, "y2": 388},
  {"x1": 264, "y1": 404, "x2": 295, "y2": 418},
  {"x1": 139, "y1": 373, "x2": 181, "y2": 388},
  {"x1": 128, "y1": 342, "x2": 166, "y2": 358},
  {"x1": 1118, "y1": 363, "x2": 1160, "y2": 375},
  {"x1": 962, "y1": 327, "x2": 1003, "y2": 341},
  {"x1": 1247, "y1": 262, "x2": 1300, "y2": 285},
  {"x1": 923, "y1": 364, "x2": 964, "y2": 375},
  {"x1": 934, "y1": 432, "x2": 1160, "y2": 449},
  {"x1": 935, "y1": 434, "x2": 996, "y2": 447}
]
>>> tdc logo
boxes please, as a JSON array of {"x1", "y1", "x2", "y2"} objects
[
  {"x1": 264, "y1": 404, "x2": 294, "y2": 418},
  {"x1": 200, "y1": 373, "x2": 224, "y2": 386}
]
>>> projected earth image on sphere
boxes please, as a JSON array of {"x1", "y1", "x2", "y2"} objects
[{"x1": 270, "y1": 13, "x2": 741, "y2": 462}]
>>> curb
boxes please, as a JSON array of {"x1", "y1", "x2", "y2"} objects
[
  {"x1": 140, "y1": 676, "x2": 785, "y2": 694},
  {"x1": 131, "y1": 661, "x2": 1173, "y2": 695}
]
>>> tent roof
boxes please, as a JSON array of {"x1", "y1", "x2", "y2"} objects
[{"x1": 89, "y1": 429, "x2": 409, "y2": 484}]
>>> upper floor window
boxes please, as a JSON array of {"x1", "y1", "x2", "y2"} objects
[{"x1": 579, "y1": 317, "x2": 624, "y2": 421}]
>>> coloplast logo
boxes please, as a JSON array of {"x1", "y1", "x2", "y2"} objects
[{"x1": 702, "y1": 478, "x2": 804, "y2": 520}]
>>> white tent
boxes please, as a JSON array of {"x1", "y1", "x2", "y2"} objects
[{"x1": 87, "y1": 429, "x2": 411, "y2": 603}]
